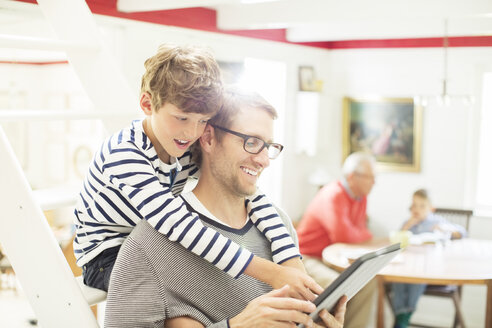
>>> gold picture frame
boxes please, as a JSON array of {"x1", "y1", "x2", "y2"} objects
[{"x1": 342, "y1": 97, "x2": 422, "y2": 172}]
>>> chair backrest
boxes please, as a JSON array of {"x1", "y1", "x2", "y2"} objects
[{"x1": 433, "y1": 208, "x2": 473, "y2": 232}]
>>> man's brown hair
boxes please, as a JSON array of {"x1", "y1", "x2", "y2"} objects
[
  {"x1": 140, "y1": 44, "x2": 223, "y2": 115},
  {"x1": 192, "y1": 85, "x2": 278, "y2": 166},
  {"x1": 209, "y1": 85, "x2": 277, "y2": 141}
]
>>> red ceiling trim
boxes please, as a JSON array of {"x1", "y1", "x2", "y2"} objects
[
  {"x1": 299, "y1": 36, "x2": 492, "y2": 49},
  {"x1": 0, "y1": 60, "x2": 68, "y2": 65},
  {"x1": 15, "y1": 0, "x2": 492, "y2": 49}
]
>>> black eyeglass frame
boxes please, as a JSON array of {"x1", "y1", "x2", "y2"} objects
[{"x1": 209, "y1": 123, "x2": 284, "y2": 159}]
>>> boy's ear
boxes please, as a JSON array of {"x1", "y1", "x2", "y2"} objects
[{"x1": 140, "y1": 92, "x2": 153, "y2": 115}]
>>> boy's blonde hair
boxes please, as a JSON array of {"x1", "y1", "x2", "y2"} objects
[
  {"x1": 413, "y1": 189, "x2": 430, "y2": 202},
  {"x1": 140, "y1": 44, "x2": 223, "y2": 115}
]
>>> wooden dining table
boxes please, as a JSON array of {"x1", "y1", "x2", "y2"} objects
[{"x1": 322, "y1": 238, "x2": 492, "y2": 328}]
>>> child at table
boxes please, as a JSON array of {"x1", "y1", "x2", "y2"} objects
[{"x1": 390, "y1": 189, "x2": 467, "y2": 328}]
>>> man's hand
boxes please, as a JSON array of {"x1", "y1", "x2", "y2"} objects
[
  {"x1": 314, "y1": 295, "x2": 347, "y2": 328},
  {"x1": 229, "y1": 285, "x2": 317, "y2": 328},
  {"x1": 229, "y1": 286, "x2": 347, "y2": 328}
]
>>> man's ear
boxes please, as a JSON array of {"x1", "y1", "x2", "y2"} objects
[
  {"x1": 199, "y1": 125, "x2": 215, "y2": 152},
  {"x1": 346, "y1": 173, "x2": 355, "y2": 184},
  {"x1": 140, "y1": 92, "x2": 153, "y2": 115}
]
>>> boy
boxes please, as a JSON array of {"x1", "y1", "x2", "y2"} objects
[
  {"x1": 74, "y1": 44, "x2": 321, "y2": 299},
  {"x1": 391, "y1": 189, "x2": 467, "y2": 328}
]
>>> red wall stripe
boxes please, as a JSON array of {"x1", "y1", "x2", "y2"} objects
[
  {"x1": 14, "y1": 0, "x2": 492, "y2": 49},
  {"x1": 0, "y1": 60, "x2": 68, "y2": 65}
]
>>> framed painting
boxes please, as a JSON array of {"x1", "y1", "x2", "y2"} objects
[{"x1": 342, "y1": 97, "x2": 422, "y2": 172}]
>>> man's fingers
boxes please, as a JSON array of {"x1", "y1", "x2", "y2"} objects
[
  {"x1": 264, "y1": 284, "x2": 291, "y2": 298},
  {"x1": 261, "y1": 296, "x2": 316, "y2": 314},
  {"x1": 269, "y1": 309, "x2": 315, "y2": 327},
  {"x1": 252, "y1": 296, "x2": 316, "y2": 327},
  {"x1": 334, "y1": 295, "x2": 348, "y2": 324},
  {"x1": 316, "y1": 309, "x2": 342, "y2": 328},
  {"x1": 313, "y1": 296, "x2": 347, "y2": 328}
]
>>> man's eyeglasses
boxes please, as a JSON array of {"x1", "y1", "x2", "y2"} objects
[{"x1": 210, "y1": 124, "x2": 284, "y2": 159}]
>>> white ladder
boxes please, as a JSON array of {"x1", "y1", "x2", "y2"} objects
[{"x1": 0, "y1": 0, "x2": 139, "y2": 326}]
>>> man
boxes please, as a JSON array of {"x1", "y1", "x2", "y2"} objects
[
  {"x1": 104, "y1": 86, "x2": 347, "y2": 328},
  {"x1": 296, "y1": 152, "x2": 377, "y2": 328}
]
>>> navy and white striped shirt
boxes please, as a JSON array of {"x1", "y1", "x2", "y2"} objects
[{"x1": 74, "y1": 120, "x2": 299, "y2": 278}]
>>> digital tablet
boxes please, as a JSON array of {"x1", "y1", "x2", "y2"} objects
[{"x1": 298, "y1": 243, "x2": 401, "y2": 327}]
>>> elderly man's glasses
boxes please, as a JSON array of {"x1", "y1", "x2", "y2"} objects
[{"x1": 210, "y1": 124, "x2": 284, "y2": 159}]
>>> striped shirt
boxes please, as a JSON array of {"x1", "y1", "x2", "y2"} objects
[
  {"x1": 74, "y1": 120, "x2": 299, "y2": 278},
  {"x1": 104, "y1": 193, "x2": 299, "y2": 328}
]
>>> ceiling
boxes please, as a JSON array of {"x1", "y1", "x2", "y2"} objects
[
  {"x1": 1, "y1": 0, "x2": 492, "y2": 63},
  {"x1": 113, "y1": 0, "x2": 492, "y2": 42}
]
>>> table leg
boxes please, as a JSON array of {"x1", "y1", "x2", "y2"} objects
[
  {"x1": 486, "y1": 280, "x2": 492, "y2": 328},
  {"x1": 377, "y1": 277, "x2": 385, "y2": 328}
]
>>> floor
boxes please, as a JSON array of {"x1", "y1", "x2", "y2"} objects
[{"x1": 0, "y1": 278, "x2": 487, "y2": 327}]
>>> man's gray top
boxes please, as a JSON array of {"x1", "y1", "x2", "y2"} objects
[{"x1": 104, "y1": 192, "x2": 298, "y2": 328}]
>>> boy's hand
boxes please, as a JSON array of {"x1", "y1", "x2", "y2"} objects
[
  {"x1": 402, "y1": 217, "x2": 420, "y2": 230},
  {"x1": 271, "y1": 264, "x2": 324, "y2": 301},
  {"x1": 244, "y1": 255, "x2": 324, "y2": 301}
]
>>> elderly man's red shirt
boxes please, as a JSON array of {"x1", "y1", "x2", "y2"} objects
[{"x1": 296, "y1": 181, "x2": 372, "y2": 258}]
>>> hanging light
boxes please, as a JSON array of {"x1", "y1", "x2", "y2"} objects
[
  {"x1": 438, "y1": 19, "x2": 451, "y2": 107},
  {"x1": 414, "y1": 18, "x2": 474, "y2": 108}
]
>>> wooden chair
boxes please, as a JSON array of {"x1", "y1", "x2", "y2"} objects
[
  {"x1": 433, "y1": 208, "x2": 472, "y2": 234},
  {"x1": 386, "y1": 208, "x2": 473, "y2": 328}
]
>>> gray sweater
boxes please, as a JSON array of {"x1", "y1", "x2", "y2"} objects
[{"x1": 104, "y1": 193, "x2": 298, "y2": 328}]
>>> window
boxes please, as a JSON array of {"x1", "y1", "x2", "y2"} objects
[
  {"x1": 475, "y1": 72, "x2": 492, "y2": 214},
  {"x1": 239, "y1": 58, "x2": 286, "y2": 206}
]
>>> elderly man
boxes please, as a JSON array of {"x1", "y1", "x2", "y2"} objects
[
  {"x1": 104, "y1": 86, "x2": 347, "y2": 328},
  {"x1": 296, "y1": 152, "x2": 377, "y2": 328}
]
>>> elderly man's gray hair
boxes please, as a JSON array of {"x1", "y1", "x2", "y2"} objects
[{"x1": 342, "y1": 152, "x2": 376, "y2": 177}]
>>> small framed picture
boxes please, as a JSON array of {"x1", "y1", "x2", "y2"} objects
[{"x1": 298, "y1": 66, "x2": 317, "y2": 91}]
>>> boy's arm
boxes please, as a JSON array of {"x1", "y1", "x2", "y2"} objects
[
  {"x1": 246, "y1": 203, "x2": 324, "y2": 300},
  {"x1": 401, "y1": 217, "x2": 419, "y2": 231},
  {"x1": 246, "y1": 190, "x2": 302, "y2": 264},
  {"x1": 102, "y1": 147, "x2": 252, "y2": 278}
]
